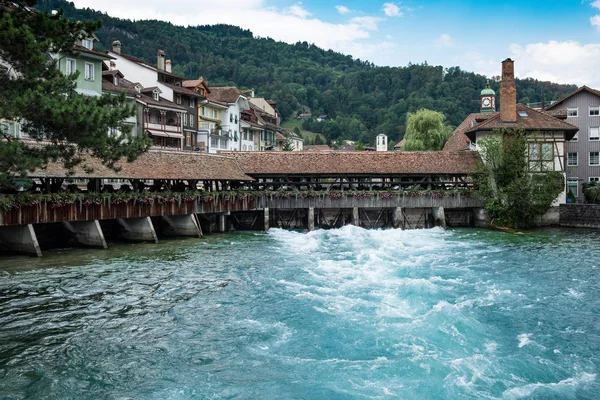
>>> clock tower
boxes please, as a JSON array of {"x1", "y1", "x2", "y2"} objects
[{"x1": 480, "y1": 80, "x2": 496, "y2": 113}]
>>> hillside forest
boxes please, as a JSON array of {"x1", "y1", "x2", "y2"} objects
[{"x1": 37, "y1": 0, "x2": 578, "y2": 147}]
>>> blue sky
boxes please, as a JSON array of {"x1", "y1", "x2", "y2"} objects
[{"x1": 71, "y1": 0, "x2": 600, "y2": 87}]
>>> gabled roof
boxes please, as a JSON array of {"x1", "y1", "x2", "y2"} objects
[
  {"x1": 304, "y1": 145, "x2": 332, "y2": 152},
  {"x1": 116, "y1": 53, "x2": 185, "y2": 80},
  {"x1": 545, "y1": 86, "x2": 600, "y2": 110},
  {"x1": 101, "y1": 79, "x2": 138, "y2": 96},
  {"x1": 71, "y1": 44, "x2": 115, "y2": 60},
  {"x1": 208, "y1": 86, "x2": 246, "y2": 104},
  {"x1": 443, "y1": 113, "x2": 496, "y2": 152},
  {"x1": 227, "y1": 151, "x2": 481, "y2": 176},
  {"x1": 163, "y1": 82, "x2": 203, "y2": 98},
  {"x1": 464, "y1": 104, "x2": 579, "y2": 141}
]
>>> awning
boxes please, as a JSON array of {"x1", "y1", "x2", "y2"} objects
[
  {"x1": 146, "y1": 129, "x2": 183, "y2": 139},
  {"x1": 75, "y1": 88, "x2": 102, "y2": 97}
]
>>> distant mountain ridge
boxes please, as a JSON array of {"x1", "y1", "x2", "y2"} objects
[{"x1": 36, "y1": 0, "x2": 578, "y2": 146}]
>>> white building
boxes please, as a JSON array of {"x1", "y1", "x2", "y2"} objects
[{"x1": 376, "y1": 134, "x2": 388, "y2": 151}]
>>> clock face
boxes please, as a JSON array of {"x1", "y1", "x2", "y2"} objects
[{"x1": 482, "y1": 97, "x2": 491, "y2": 107}]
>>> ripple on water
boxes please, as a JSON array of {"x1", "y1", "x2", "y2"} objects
[{"x1": 0, "y1": 227, "x2": 599, "y2": 399}]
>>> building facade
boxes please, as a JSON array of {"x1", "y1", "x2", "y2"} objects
[{"x1": 545, "y1": 87, "x2": 600, "y2": 201}]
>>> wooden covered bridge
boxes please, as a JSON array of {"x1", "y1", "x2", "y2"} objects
[{"x1": 0, "y1": 149, "x2": 485, "y2": 256}]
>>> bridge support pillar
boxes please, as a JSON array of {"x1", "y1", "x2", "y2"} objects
[
  {"x1": 432, "y1": 207, "x2": 446, "y2": 229},
  {"x1": 474, "y1": 208, "x2": 491, "y2": 228},
  {"x1": 308, "y1": 207, "x2": 315, "y2": 231},
  {"x1": 264, "y1": 208, "x2": 270, "y2": 232},
  {"x1": 63, "y1": 220, "x2": 107, "y2": 248},
  {"x1": 117, "y1": 217, "x2": 158, "y2": 243},
  {"x1": 161, "y1": 214, "x2": 202, "y2": 237},
  {"x1": 392, "y1": 207, "x2": 403, "y2": 229},
  {"x1": 0, "y1": 224, "x2": 42, "y2": 257},
  {"x1": 218, "y1": 214, "x2": 227, "y2": 233},
  {"x1": 352, "y1": 207, "x2": 360, "y2": 227}
]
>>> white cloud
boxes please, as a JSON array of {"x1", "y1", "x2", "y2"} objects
[
  {"x1": 591, "y1": 15, "x2": 600, "y2": 30},
  {"x1": 335, "y1": 5, "x2": 351, "y2": 15},
  {"x1": 591, "y1": 0, "x2": 600, "y2": 30},
  {"x1": 349, "y1": 16, "x2": 383, "y2": 31},
  {"x1": 382, "y1": 2, "x2": 402, "y2": 17},
  {"x1": 508, "y1": 40, "x2": 600, "y2": 87},
  {"x1": 287, "y1": 2, "x2": 311, "y2": 19},
  {"x1": 434, "y1": 33, "x2": 454, "y2": 48},
  {"x1": 68, "y1": 0, "x2": 393, "y2": 64}
]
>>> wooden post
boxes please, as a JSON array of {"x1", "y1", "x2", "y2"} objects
[
  {"x1": 264, "y1": 208, "x2": 270, "y2": 232},
  {"x1": 392, "y1": 207, "x2": 403, "y2": 229},
  {"x1": 352, "y1": 207, "x2": 360, "y2": 227},
  {"x1": 308, "y1": 207, "x2": 315, "y2": 231}
]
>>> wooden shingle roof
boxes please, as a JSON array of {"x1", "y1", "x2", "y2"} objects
[
  {"x1": 228, "y1": 151, "x2": 481, "y2": 176},
  {"x1": 28, "y1": 148, "x2": 253, "y2": 181}
]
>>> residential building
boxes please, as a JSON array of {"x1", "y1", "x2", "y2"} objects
[
  {"x1": 101, "y1": 66, "x2": 139, "y2": 137},
  {"x1": 545, "y1": 86, "x2": 600, "y2": 201},
  {"x1": 447, "y1": 58, "x2": 579, "y2": 204},
  {"x1": 106, "y1": 42, "x2": 196, "y2": 150},
  {"x1": 207, "y1": 86, "x2": 251, "y2": 151},
  {"x1": 57, "y1": 33, "x2": 113, "y2": 97},
  {"x1": 240, "y1": 109, "x2": 262, "y2": 151}
]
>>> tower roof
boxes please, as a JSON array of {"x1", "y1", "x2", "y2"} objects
[{"x1": 480, "y1": 80, "x2": 495, "y2": 96}]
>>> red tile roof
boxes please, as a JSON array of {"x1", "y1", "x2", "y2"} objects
[
  {"x1": 208, "y1": 86, "x2": 245, "y2": 103},
  {"x1": 304, "y1": 145, "x2": 332, "y2": 152},
  {"x1": 443, "y1": 113, "x2": 495, "y2": 152},
  {"x1": 28, "y1": 148, "x2": 253, "y2": 181},
  {"x1": 227, "y1": 151, "x2": 481, "y2": 176},
  {"x1": 464, "y1": 105, "x2": 579, "y2": 141}
]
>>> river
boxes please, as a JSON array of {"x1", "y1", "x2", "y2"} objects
[{"x1": 0, "y1": 227, "x2": 599, "y2": 399}]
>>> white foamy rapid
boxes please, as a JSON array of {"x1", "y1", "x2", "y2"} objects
[{"x1": 265, "y1": 226, "x2": 598, "y2": 398}]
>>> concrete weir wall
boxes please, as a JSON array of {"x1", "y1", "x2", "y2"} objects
[{"x1": 560, "y1": 204, "x2": 600, "y2": 228}]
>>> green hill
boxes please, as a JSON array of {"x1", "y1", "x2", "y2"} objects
[{"x1": 36, "y1": 0, "x2": 578, "y2": 146}]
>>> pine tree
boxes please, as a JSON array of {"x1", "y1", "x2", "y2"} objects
[{"x1": 0, "y1": 0, "x2": 149, "y2": 188}]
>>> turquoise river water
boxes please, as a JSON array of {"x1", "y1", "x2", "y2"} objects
[{"x1": 0, "y1": 227, "x2": 599, "y2": 399}]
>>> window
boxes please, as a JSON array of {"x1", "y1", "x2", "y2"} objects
[
  {"x1": 528, "y1": 142, "x2": 554, "y2": 171},
  {"x1": 153, "y1": 91, "x2": 159, "y2": 101},
  {"x1": 567, "y1": 152, "x2": 578, "y2": 166},
  {"x1": 81, "y1": 39, "x2": 92, "y2": 50},
  {"x1": 590, "y1": 177, "x2": 600, "y2": 182},
  {"x1": 84, "y1": 62, "x2": 94, "y2": 81},
  {"x1": 65, "y1": 58, "x2": 76, "y2": 75},
  {"x1": 590, "y1": 127, "x2": 599, "y2": 141},
  {"x1": 590, "y1": 152, "x2": 600, "y2": 166},
  {"x1": 518, "y1": 111, "x2": 529, "y2": 117},
  {"x1": 201, "y1": 107, "x2": 206, "y2": 117},
  {"x1": 590, "y1": 106, "x2": 600, "y2": 116},
  {"x1": 189, "y1": 113, "x2": 194, "y2": 128},
  {"x1": 567, "y1": 108, "x2": 578, "y2": 117},
  {"x1": 190, "y1": 97, "x2": 195, "y2": 108},
  {"x1": 185, "y1": 132, "x2": 191, "y2": 147},
  {"x1": 176, "y1": 94, "x2": 182, "y2": 105},
  {"x1": 567, "y1": 180, "x2": 578, "y2": 198},
  {"x1": 230, "y1": 113, "x2": 233, "y2": 123},
  {"x1": 113, "y1": 76, "x2": 119, "y2": 86}
]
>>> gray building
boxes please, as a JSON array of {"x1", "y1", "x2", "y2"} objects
[{"x1": 546, "y1": 86, "x2": 600, "y2": 201}]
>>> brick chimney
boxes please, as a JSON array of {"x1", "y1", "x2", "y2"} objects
[
  {"x1": 165, "y1": 59, "x2": 172, "y2": 73},
  {"x1": 500, "y1": 58, "x2": 517, "y2": 123},
  {"x1": 112, "y1": 40, "x2": 121, "y2": 54},
  {"x1": 157, "y1": 49, "x2": 166, "y2": 71}
]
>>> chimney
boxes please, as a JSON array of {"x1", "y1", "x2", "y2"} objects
[
  {"x1": 165, "y1": 59, "x2": 172, "y2": 73},
  {"x1": 157, "y1": 49, "x2": 166, "y2": 71},
  {"x1": 500, "y1": 58, "x2": 517, "y2": 123},
  {"x1": 109, "y1": 60, "x2": 116, "y2": 70},
  {"x1": 112, "y1": 40, "x2": 121, "y2": 54}
]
